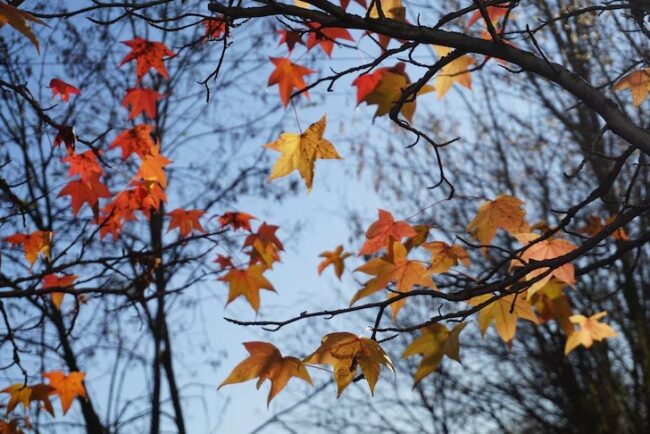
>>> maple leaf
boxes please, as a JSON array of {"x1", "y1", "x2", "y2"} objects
[
  {"x1": 218, "y1": 211, "x2": 256, "y2": 232},
  {"x1": 265, "y1": 116, "x2": 342, "y2": 191},
  {"x1": 579, "y1": 215, "x2": 629, "y2": 241},
  {"x1": 613, "y1": 68, "x2": 650, "y2": 107},
  {"x1": 267, "y1": 57, "x2": 314, "y2": 107},
  {"x1": 42, "y1": 371, "x2": 87, "y2": 415},
  {"x1": 353, "y1": 63, "x2": 433, "y2": 122},
  {"x1": 121, "y1": 88, "x2": 162, "y2": 120},
  {"x1": 305, "y1": 22, "x2": 354, "y2": 57},
  {"x1": 109, "y1": 124, "x2": 155, "y2": 160},
  {"x1": 49, "y1": 79, "x2": 79, "y2": 103},
  {"x1": 61, "y1": 150, "x2": 103, "y2": 185},
  {"x1": 402, "y1": 322, "x2": 467, "y2": 385},
  {"x1": 1, "y1": 383, "x2": 55, "y2": 416},
  {"x1": 434, "y1": 46, "x2": 474, "y2": 99},
  {"x1": 514, "y1": 235, "x2": 577, "y2": 298},
  {"x1": 422, "y1": 241, "x2": 470, "y2": 274},
  {"x1": 403, "y1": 224, "x2": 431, "y2": 251},
  {"x1": 352, "y1": 242, "x2": 435, "y2": 317},
  {"x1": 3, "y1": 231, "x2": 52, "y2": 265},
  {"x1": 214, "y1": 254, "x2": 234, "y2": 270},
  {"x1": 530, "y1": 278, "x2": 573, "y2": 335},
  {"x1": 340, "y1": 0, "x2": 366, "y2": 9},
  {"x1": 466, "y1": 194, "x2": 530, "y2": 245},
  {"x1": 58, "y1": 174, "x2": 111, "y2": 216},
  {"x1": 219, "y1": 264, "x2": 275, "y2": 312},
  {"x1": 469, "y1": 293, "x2": 538, "y2": 343},
  {"x1": 0, "y1": 3, "x2": 46, "y2": 52},
  {"x1": 564, "y1": 312, "x2": 617, "y2": 355},
  {"x1": 367, "y1": 0, "x2": 406, "y2": 48},
  {"x1": 203, "y1": 17, "x2": 227, "y2": 40},
  {"x1": 317, "y1": 245, "x2": 352, "y2": 279},
  {"x1": 219, "y1": 342, "x2": 312, "y2": 405},
  {"x1": 0, "y1": 419, "x2": 23, "y2": 434},
  {"x1": 43, "y1": 274, "x2": 77, "y2": 310},
  {"x1": 358, "y1": 208, "x2": 416, "y2": 256},
  {"x1": 167, "y1": 208, "x2": 206, "y2": 238},
  {"x1": 277, "y1": 29, "x2": 305, "y2": 53},
  {"x1": 118, "y1": 37, "x2": 175, "y2": 83},
  {"x1": 466, "y1": 5, "x2": 509, "y2": 28},
  {"x1": 243, "y1": 222, "x2": 284, "y2": 267},
  {"x1": 53, "y1": 125, "x2": 76, "y2": 154},
  {"x1": 304, "y1": 332, "x2": 394, "y2": 397},
  {"x1": 135, "y1": 144, "x2": 171, "y2": 188}
]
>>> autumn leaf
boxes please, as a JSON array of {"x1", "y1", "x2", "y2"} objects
[
  {"x1": 53, "y1": 125, "x2": 76, "y2": 154},
  {"x1": 466, "y1": 5, "x2": 509, "y2": 28},
  {"x1": 61, "y1": 150, "x2": 103, "y2": 186},
  {"x1": 466, "y1": 194, "x2": 530, "y2": 245},
  {"x1": 42, "y1": 371, "x2": 87, "y2": 415},
  {"x1": 353, "y1": 63, "x2": 433, "y2": 122},
  {"x1": 422, "y1": 241, "x2": 470, "y2": 274},
  {"x1": 367, "y1": 0, "x2": 406, "y2": 48},
  {"x1": 434, "y1": 46, "x2": 474, "y2": 99},
  {"x1": 267, "y1": 57, "x2": 314, "y2": 107},
  {"x1": 219, "y1": 342, "x2": 312, "y2": 405},
  {"x1": 304, "y1": 332, "x2": 393, "y2": 396},
  {"x1": 219, "y1": 264, "x2": 275, "y2": 312},
  {"x1": 109, "y1": 124, "x2": 155, "y2": 160},
  {"x1": 613, "y1": 68, "x2": 650, "y2": 107},
  {"x1": 49, "y1": 79, "x2": 79, "y2": 103},
  {"x1": 340, "y1": 0, "x2": 366, "y2": 9},
  {"x1": 243, "y1": 222, "x2": 284, "y2": 267},
  {"x1": 530, "y1": 278, "x2": 573, "y2": 335},
  {"x1": 564, "y1": 312, "x2": 617, "y2": 355},
  {"x1": 1, "y1": 383, "x2": 55, "y2": 416},
  {"x1": 352, "y1": 242, "x2": 435, "y2": 317},
  {"x1": 58, "y1": 174, "x2": 111, "y2": 216},
  {"x1": 214, "y1": 254, "x2": 234, "y2": 270},
  {"x1": 0, "y1": 3, "x2": 46, "y2": 52},
  {"x1": 203, "y1": 17, "x2": 227, "y2": 40},
  {"x1": 121, "y1": 88, "x2": 162, "y2": 119},
  {"x1": 218, "y1": 211, "x2": 256, "y2": 232},
  {"x1": 3, "y1": 231, "x2": 52, "y2": 265},
  {"x1": 402, "y1": 322, "x2": 467, "y2": 385},
  {"x1": 277, "y1": 29, "x2": 304, "y2": 53},
  {"x1": 579, "y1": 215, "x2": 629, "y2": 241},
  {"x1": 118, "y1": 37, "x2": 175, "y2": 83},
  {"x1": 305, "y1": 22, "x2": 353, "y2": 57},
  {"x1": 317, "y1": 245, "x2": 352, "y2": 279},
  {"x1": 167, "y1": 208, "x2": 206, "y2": 238},
  {"x1": 358, "y1": 208, "x2": 416, "y2": 256},
  {"x1": 43, "y1": 274, "x2": 77, "y2": 310},
  {"x1": 135, "y1": 144, "x2": 171, "y2": 188},
  {"x1": 265, "y1": 115, "x2": 342, "y2": 191},
  {"x1": 469, "y1": 293, "x2": 538, "y2": 343}
]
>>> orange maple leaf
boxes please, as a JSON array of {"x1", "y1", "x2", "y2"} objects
[
  {"x1": 579, "y1": 215, "x2": 629, "y2": 241},
  {"x1": 58, "y1": 174, "x2": 111, "y2": 216},
  {"x1": 121, "y1": 88, "x2": 162, "y2": 120},
  {"x1": 219, "y1": 342, "x2": 312, "y2": 405},
  {"x1": 218, "y1": 211, "x2": 256, "y2": 232},
  {"x1": 243, "y1": 222, "x2": 284, "y2": 267},
  {"x1": 0, "y1": 2, "x2": 46, "y2": 52},
  {"x1": 358, "y1": 209, "x2": 416, "y2": 256},
  {"x1": 564, "y1": 312, "x2": 617, "y2": 355},
  {"x1": 214, "y1": 254, "x2": 234, "y2": 270},
  {"x1": 42, "y1": 371, "x2": 87, "y2": 415},
  {"x1": 1, "y1": 383, "x2": 55, "y2": 416},
  {"x1": 109, "y1": 124, "x2": 155, "y2": 160},
  {"x1": 203, "y1": 16, "x2": 227, "y2": 40},
  {"x1": 467, "y1": 194, "x2": 530, "y2": 245},
  {"x1": 61, "y1": 150, "x2": 103, "y2": 185},
  {"x1": 49, "y1": 78, "x2": 79, "y2": 103},
  {"x1": 422, "y1": 241, "x2": 470, "y2": 274},
  {"x1": 317, "y1": 245, "x2": 352, "y2": 279},
  {"x1": 469, "y1": 293, "x2": 538, "y2": 343},
  {"x1": 167, "y1": 208, "x2": 206, "y2": 238},
  {"x1": 219, "y1": 264, "x2": 275, "y2": 312},
  {"x1": 305, "y1": 22, "x2": 353, "y2": 57},
  {"x1": 433, "y1": 46, "x2": 474, "y2": 99},
  {"x1": 118, "y1": 37, "x2": 175, "y2": 83},
  {"x1": 267, "y1": 57, "x2": 314, "y2": 107},
  {"x1": 613, "y1": 68, "x2": 650, "y2": 107},
  {"x1": 134, "y1": 144, "x2": 171, "y2": 188},
  {"x1": 466, "y1": 5, "x2": 509, "y2": 28},
  {"x1": 304, "y1": 332, "x2": 394, "y2": 397},
  {"x1": 42, "y1": 274, "x2": 77, "y2": 310},
  {"x1": 3, "y1": 230, "x2": 52, "y2": 265}
]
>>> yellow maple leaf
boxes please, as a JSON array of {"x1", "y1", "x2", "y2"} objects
[
  {"x1": 564, "y1": 312, "x2": 617, "y2": 355},
  {"x1": 219, "y1": 264, "x2": 275, "y2": 312},
  {"x1": 434, "y1": 46, "x2": 474, "y2": 99},
  {"x1": 469, "y1": 293, "x2": 538, "y2": 343},
  {"x1": 317, "y1": 245, "x2": 352, "y2": 280},
  {"x1": 466, "y1": 194, "x2": 530, "y2": 246},
  {"x1": 219, "y1": 342, "x2": 312, "y2": 405},
  {"x1": 265, "y1": 116, "x2": 342, "y2": 191},
  {"x1": 42, "y1": 371, "x2": 87, "y2": 415},
  {"x1": 361, "y1": 68, "x2": 433, "y2": 122},
  {"x1": 368, "y1": 0, "x2": 406, "y2": 21},
  {"x1": 613, "y1": 68, "x2": 650, "y2": 107},
  {"x1": 304, "y1": 332, "x2": 393, "y2": 397},
  {"x1": 402, "y1": 322, "x2": 467, "y2": 385},
  {"x1": 422, "y1": 241, "x2": 470, "y2": 274},
  {"x1": 0, "y1": 3, "x2": 46, "y2": 52}
]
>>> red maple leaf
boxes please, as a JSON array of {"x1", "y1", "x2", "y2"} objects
[
  {"x1": 466, "y1": 5, "x2": 509, "y2": 29},
  {"x1": 49, "y1": 78, "x2": 80, "y2": 102},
  {"x1": 214, "y1": 254, "x2": 234, "y2": 270},
  {"x1": 118, "y1": 37, "x2": 175, "y2": 83},
  {"x1": 358, "y1": 209, "x2": 416, "y2": 256},
  {"x1": 203, "y1": 17, "x2": 227, "y2": 40},
  {"x1": 121, "y1": 88, "x2": 162, "y2": 120},
  {"x1": 109, "y1": 124, "x2": 155, "y2": 160},
  {"x1": 167, "y1": 208, "x2": 206, "y2": 238},
  {"x1": 58, "y1": 174, "x2": 111, "y2": 216},
  {"x1": 352, "y1": 63, "x2": 406, "y2": 103},
  {"x1": 61, "y1": 150, "x2": 103, "y2": 185},
  {"x1": 53, "y1": 125, "x2": 76, "y2": 154},
  {"x1": 277, "y1": 29, "x2": 304, "y2": 53},
  {"x1": 218, "y1": 211, "x2": 257, "y2": 232},
  {"x1": 267, "y1": 57, "x2": 314, "y2": 107},
  {"x1": 305, "y1": 22, "x2": 354, "y2": 57}
]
